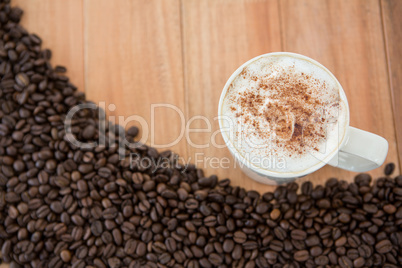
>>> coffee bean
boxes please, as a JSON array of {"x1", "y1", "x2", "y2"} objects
[
  {"x1": 269, "y1": 240, "x2": 283, "y2": 251},
  {"x1": 316, "y1": 198, "x2": 331, "y2": 208},
  {"x1": 205, "y1": 252, "x2": 222, "y2": 265},
  {"x1": 191, "y1": 245, "x2": 204, "y2": 258},
  {"x1": 335, "y1": 236, "x2": 347, "y2": 247},
  {"x1": 270, "y1": 208, "x2": 281, "y2": 220},
  {"x1": 310, "y1": 246, "x2": 322, "y2": 257},
  {"x1": 122, "y1": 239, "x2": 137, "y2": 255},
  {"x1": 76, "y1": 245, "x2": 88, "y2": 259},
  {"x1": 233, "y1": 231, "x2": 247, "y2": 243},
  {"x1": 375, "y1": 239, "x2": 393, "y2": 254},
  {"x1": 90, "y1": 221, "x2": 103, "y2": 236},
  {"x1": 98, "y1": 167, "x2": 112, "y2": 178},
  {"x1": 263, "y1": 250, "x2": 277, "y2": 264},
  {"x1": 255, "y1": 202, "x2": 268, "y2": 214},
  {"x1": 358, "y1": 244, "x2": 372, "y2": 258},
  {"x1": 136, "y1": 242, "x2": 146, "y2": 257},
  {"x1": 383, "y1": 204, "x2": 396, "y2": 214},
  {"x1": 314, "y1": 255, "x2": 329, "y2": 266},
  {"x1": 172, "y1": 251, "x2": 185, "y2": 264},
  {"x1": 78, "y1": 164, "x2": 93, "y2": 174},
  {"x1": 108, "y1": 257, "x2": 121, "y2": 268},
  {"x1": 127, "y1": 126, "x2": 139, "y2": 137},
  {"x1": 363, "y1": 204, "x2": 378, "y2": 214},
  {"x1": 163, "y1": 237, "x2": 176, "y2": 253},
  {"x1": 305, "y1": 235, "x2": 320, "y2": 247},
  {"x1": 82, "y1": 125, "x2": 96, "y2": 140},
  {"x1": 198, "y1": 177, "x2": 213, "y2": 187},
  {"x1": 15, "y1": 72, "x2": 29, "y2": 87},
  {"x1": 208, "y1": 192, "x2": 224, "y2": 203},
  {"x1": 342, "y1": 195, "x2": 359, "y2": 205},
  {"x1": 353, "y1": 257, "x2": 365, "y2": 268},
  {"x1": 338, "y1": 256, "x2": 353, "y2": 268},
  {"x1": 161, "y1": 189, "x2": 177, "y2": 199},
  {"x1": 273, "y1": 226, "x2": 287, "y2": 240},
  {"x1": 362, "y1": 232, "x2": 376, "y2": 245},
  {"x1": 338, "y1": 212, "x2": 351, "y2": 223},
  {"x1": 36, "y1": 205, "x2": 50, "y2": 218},
  {"x1": 346, "y1": 249, "x2": 359, "y2": 260},
  {"x1": 60, "y1": 250, "x2": 71, "y2": 262},
  {"x1": 232, "y1": 244, "x2": 243, "y2": 260},
  {"x1": 384, "y1": 163, "x2": 395, "y2": 176},
  {"x1": 204, "y1": 215, "x2": 217, "y2": 227},
  {"x1": 294, "y1": 250, "x2": 309, "y2": 262},
  {"x1": 152, "y1": 241, "x2": 166, "y2": 254},
  {"x1": 200, "y1": 204, "x2": 212, "y2": 216},
  {"x1": 223, "y1": 239, "x2": 234, "y2": 253},
  {"x1": 291, "y1": 229, "x2": 307, "y2": 240}
]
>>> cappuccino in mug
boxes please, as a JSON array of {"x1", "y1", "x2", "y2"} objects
[
  {"x1": 220, "y1": 53, "x2": 349, "y2": 176},
  {"x1": 219, "y1": 52, "x2": 388, "y2": 184}
]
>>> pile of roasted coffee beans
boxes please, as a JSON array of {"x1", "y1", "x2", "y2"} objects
[{"x1": 0, "y1": 1, "x2": 402, "y2": 267}]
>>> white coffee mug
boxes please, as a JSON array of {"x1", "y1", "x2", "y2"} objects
[{"x1": 218, "y1": 52, "x2": 388, "y2": 185}]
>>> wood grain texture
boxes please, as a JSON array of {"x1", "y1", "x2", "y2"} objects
[
  {"x1": 12, "y1": 0, "x2": 84, "y2": 92},
  {"x1": 280, "y1": 0, "x2": 400, "y2": 186},
  {"x1": 84, "y1": 0, "x2": 187, "y2": 156},
  {"x1": 182, "y1": 0, "x2": 282, "y2": 192},
  {"x1": 382, "y1": 0, "x2": 402, "y2": 170}
]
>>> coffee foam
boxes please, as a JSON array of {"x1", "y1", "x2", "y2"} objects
[{"x1": 221, "y1": 55, "x2": 348, "y2": 173}]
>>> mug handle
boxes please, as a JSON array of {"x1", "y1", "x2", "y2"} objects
[{"x1": 328, "y1": 126, "x2": 388, "y2": 172}]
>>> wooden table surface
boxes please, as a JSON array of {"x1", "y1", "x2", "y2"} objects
[
  {"x1": 10, "y1": 0, "x2": 402, "y2": 192},
  {"x1": 5, "y1": 0, "x2": 401, "y2": 246}
]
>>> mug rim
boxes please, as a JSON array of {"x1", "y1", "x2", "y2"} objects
[{"x1": 217, "y1": 52, "x2": 351, "y2": 178}]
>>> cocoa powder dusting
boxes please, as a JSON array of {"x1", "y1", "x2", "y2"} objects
[{"x1": 231, "y1": 65, "x2": 339, "y2": 156}]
